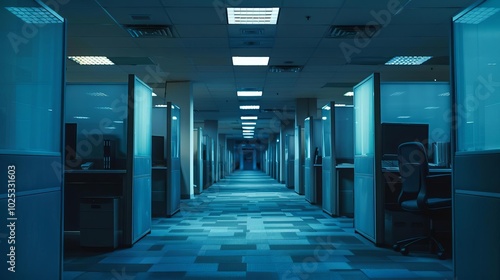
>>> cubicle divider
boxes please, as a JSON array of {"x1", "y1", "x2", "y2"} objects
[
  {"x1": 0, "y1": 2, "x2": 65, "y2": 278},
  {"x1": 452, "y1": 1, "x2": 500, "y2": 278},
  {"x1": 304, "y1": 117, "x2": 323, "y2": 204},
  {"x1": 294, "y1": 125, "x2": 305, "y2": 194},
  {"x1": 193, "y1": 127, "x2": 203, "y2": 194},
  {"x1": 353, "y1": 73, "x2": 452, "y2": 246},
  {"x1": 285, "y1": 133, "x2": 295, "y2": 189},
  {"x1": 322, "y1": 103, "x2": 354, "y2": 217}
]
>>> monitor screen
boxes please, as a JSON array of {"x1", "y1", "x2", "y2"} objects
[
  {"x1": 152, "y1": 136, "x2": 165, "y2": 165},
  {"x1": 381, "y1": 123, "x2": 429, "y2": 160}
]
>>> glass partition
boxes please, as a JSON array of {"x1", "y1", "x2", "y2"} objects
[
  {"x1": 355, "y1": 76, "x2": 375, "y2": 156},
  {"x1": 171, "y1": 104, "x2": 180, "y2": 158},
  {"x1": 381, "y1": 82, "x2": 451, "y2": 145},
  {"x1": 65, "y1": 84, "x2": 128, "y2": 163},
  {"x1": 322, "y1": 106, "x2": 332, "y2": 157},
  {"x1": 454, "y1": 1, "x2": 500, "y2": 152}
]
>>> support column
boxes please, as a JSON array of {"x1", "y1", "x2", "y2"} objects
[{"x1": 166, "y1": 82, "x2": 194, "y2": 199}]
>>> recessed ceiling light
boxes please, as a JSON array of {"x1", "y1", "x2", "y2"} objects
[
  {"x1": 155, "y1": 104, "x2": 168, "y2": 108},
  {"x1": 232, "y1": 56, "x2": 269, "y2": 66},
  {"x1": 237, "y1": 91, "x2": 262, "y2": 97},
  {"x1": 227, "y1": 8, "x2": 280, "y2": 25},
  {"x1": 385, "y1": 56, "x2": 432, "y2": 65},
  {"x1": 244, "y1": 136, "x2": 254, "y2": 139},
  {"x1": 322, "y1": 116, "x2": 327, "y2": 120},
  {"x1": 240, "y1": 105, "x2": 260, "y2": 110},
  {"x1": 113, "y1": 121, "x2": 124, "y2": 124},
  {"x1": 242, "y1": 126, "x2": 255, "y2": 130},
  {"x1": 455, "y1": 7, "x2": 500, "y2": 24},
  {"x1": 397, "y1": 116, "x2": 411, "y2": 119},
  {"x1": 335, "y1": 104, "x2": 346, "y2": 107},
  {"x1": 242, "y1": 122, "x2": 256, "y2": 125},
  {"x1": 344, "y1": 91, "x2": 354, "y2": 97},
  {"x1": 242, "y1": 130, "x2": 254, "y2": 133},
  {"x1": 424, "y1": 106, "x2": 440, "y2": 110},
  {"x1": 5, "y1": 7, "x2": 63, "y2": 24},
  {"x1": 73, "y1": 116, "x2": 89, "y2": 120},
  {"x1": 68, "y1": 56, "x2": 115, "y2": 65},
  {"x1": 241, "y1": 116, "x2": 258, "y2": 120}
]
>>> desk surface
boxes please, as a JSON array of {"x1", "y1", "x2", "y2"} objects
[
  {"x1": 336, "y1": 163, "x2": 355, "y2": 169},
  {"x1": 382, "y1": 166, "x2": 451, "y2": 173},
  {"x1": 65, "y1": 169, "x2": 126, "y2": 174}
]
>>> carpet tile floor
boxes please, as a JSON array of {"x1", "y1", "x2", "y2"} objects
[{"x1": 64, "y1": 171, "x2": 454, "y2": 279}]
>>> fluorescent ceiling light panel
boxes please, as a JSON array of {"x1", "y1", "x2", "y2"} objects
[
  {"x1": 68, "y1": 56, "x2": 115, "y2": 65},
  {"x1": 242, "y1": 122, "x2": 256, "y2": 125},
  {"x1": 242, "y1": 130, "x2": 254, "y2": 133},
  {"x1": 227, "y1": 8, "x2": 279, "y2": 25},
  {"x1": 237, "y1": 91, "x2": 262, "y2": 97},
  {"x1": 456, "y1": 7, "x2": 500, "y2": 24},
  {"x1": 73, "y1": 116, "x2": 89, "y2": 120},
  {"x1": 240, "y1": 105, "x2": 260, "y2": 110},
  {"x1": 242, "y1": 126, "x2": 255, "y2": 130},
  {"x1": 335, "y1": 104, "x2": 346, "y2": 107},
  {"x1": 155, "y1": 104, "x2": 168, "y2": 108},
  {"x1": 244, "y1": 136, "x2": 254, "y2": 139},
  {"x1": 385, "y1": 56, "x2": 432, "y2": 65},
  {"x1": 232, "y1": 56, "x2": 269, "y2": 66},
  {"x1": 241, "y1": 116, "x2": 258, "y2": 120},
  {"x1": 344, "y1": 91, "x2": 354, "y2": 97},
  {"x1": 5, "y1": 7, "x2": 63, "y2": 24}
]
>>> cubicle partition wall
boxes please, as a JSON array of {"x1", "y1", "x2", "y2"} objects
[
  {"x1": 165, "y1": 103, "x2": 181, "y2": 216},
  {"x1": 0, "y1": 2, "x2": 65, "y2": 278},
  {"x1": 453, "y1": 2, "x2": 500, "y2": 278},
  {"x1": 353, "y1": 73, "x2": 383, "y2": 245},
  {"x1": 285, "y1": 133, "x2": 295, "y2": 189},
  {"x1": 193, "y1": 127, "x2": 203, "y2": 194},
  {"x1": 304, "y1": 117, "x2": 323, "y2": 204},
  {"x1": 322, "y1": 103, "x2": 354, "y2": 217},
  {"x1": 294, "y1": 126, "x2": 305, "y2": 194},
  {"x1": 126, "y1": 75, "x2": 153, "y2": 244}
]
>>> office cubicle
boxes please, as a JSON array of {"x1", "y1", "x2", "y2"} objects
[
  {"x1": 452, "y1": 1, "x2": 500, "y2": 278},
  {"x1": 64, "y1": 75, "x2": 153, "y2": 247},
  {"x1": 0, "y1": 2, "x2": 65, "y2": 278},
  {"x1": 353, "y1": 73, "x2": 452, "y2": 245},
  {"x1": 151, "y1": 102, "x2": 181, "y2": 217},
  {"x1": 322, "y1": 103, "x2": 354, "y2": 217}
]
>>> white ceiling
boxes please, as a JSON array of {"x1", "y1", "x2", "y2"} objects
[{"x1": 57, "y1": 0, "x2": 477, "y2": 138}]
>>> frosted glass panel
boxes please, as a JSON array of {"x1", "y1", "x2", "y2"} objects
[
  {"x1": 65, "y1": 84, "x2": 128, "y2": 160},
  {"x1": 171, "y1": 105, "x2": 180, "y2": 158},
  {"x1": 322, "y1": 106, "x2": 332, "y2": 157},
  {"x1": 133, "y1": 78, "x2": 152, "y2": 157},
  {"x1": 0, "y1": 2, "x2": 64, "y2": 154},
  {"x1": 354, "y1": 75, "x2": 375, "y2": 156},
  {"x1": 454, "y1": 0, "x2": 500, "y2": 151},
  {"x1": 381, "y1": 82, "x2": 451, "y2": 143}
]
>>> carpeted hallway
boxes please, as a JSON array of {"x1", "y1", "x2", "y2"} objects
[{"x1": 64, "y1": 171, "x2": 453, "y2": 279}]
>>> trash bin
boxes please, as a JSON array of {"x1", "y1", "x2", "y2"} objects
[{"x1": 80, "y1": 196, "x2": 119, "y2": 248}]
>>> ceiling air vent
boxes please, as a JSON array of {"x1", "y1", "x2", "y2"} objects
[
  {"x1": 269, "y1": 65, "x2": 303, "y2": 73},
  {"x1": 125, "y1": 25, "x2": 175, "y2": 38},
  {"x1": 241, "y1": 28, "x2": 264, "y2": 35},
  {"x1": 327, "y1": 25, "x2": 381, "y2": 38}
]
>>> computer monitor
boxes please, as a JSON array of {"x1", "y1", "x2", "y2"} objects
[
  {"x1": 152, "y1": 136, "x2": 165, "y2": 166},
  {"x1": 381, "y1": 123, "x2": 429, "y2": 160}
]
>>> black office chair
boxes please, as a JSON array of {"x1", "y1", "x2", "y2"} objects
[{"x1": 392, "y1": 142, "x2": 451, "y2": 259}]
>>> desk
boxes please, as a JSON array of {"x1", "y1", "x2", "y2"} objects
[{"x1": 64, "y1": 169, "x2": 126, "y2": 246}]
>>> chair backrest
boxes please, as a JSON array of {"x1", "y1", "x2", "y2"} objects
[{"x1": 397, "y1": 142, "x2": 429, "y2": 204}]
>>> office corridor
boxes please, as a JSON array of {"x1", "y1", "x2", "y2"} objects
[{"x1": 64, "y1": 171, "x2": 453, "y2": 280}]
